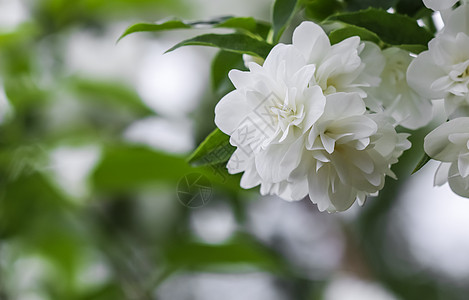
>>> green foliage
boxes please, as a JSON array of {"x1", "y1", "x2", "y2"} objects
[
  {"x1": 272, "y1": 0, "x2": 299, "y2": 42},
  {"x1": 328, "y1": 24, "x2": 382, "y2": 45},
  {"x1": 303, "y1": 0, "x2": 345, "y2": 21},
  {"x1": 344, "y1": 0, "x2": 397, "y2": 10},
  {"x1": 187, "y1": 128, "x2": 235, "y2": 167},
  {"x1": 165, "y1": 33, "x2": 274, "y2": 58},
  {"x1": 326, "y1": 8, "x2": 433, "y2": 47},
  {"x1": 412, "y1": 153, "x2": 431, "y2": 174},
  {"x1": 211, "y1": 51, "x2": 246, "y2": 94},
  {"x1": 118, "y1": 16, "x2": 271, "y2": 42}
]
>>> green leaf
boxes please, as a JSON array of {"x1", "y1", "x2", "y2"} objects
[
  {"x1": 92, "y1": 145, "x2": 241, "y2": 192},
  {"x1": 187, "y1": 128, "x2": 235, "y2": 167},
  {"x1": 303, "y1": 0, "x2": 345, "y2": 21},
  {"x1": 67, "y1": 77, "x2": 154, "y2": 117},
  {"x1": 214, "y1": 17, "x2": 271, "y2": 39},
  {"x1": 211, "y1": 51, "x2": 246, "y2": 94},
  {"x1": 344, "y1": 0, "x2": 397, "y2": 10},
  {"x1": 272, "y1": 0, "x2": 298, "y2": 42},
  {"x1": 395, "y1": 0, "x2": 426, "y2": 17},
  {"x1": 327, "y1": 8, "x2": 434, "y2": 46},
  {"x1": 118, "y1": 16, "x2": 271, "y2": 42},
  {"x1": 118, "y1": 19, "x2": 191, "y2": 42},
  {"x1": 165, "y1": 238, "x2": 288, "y2": 273},
  {"x1": 396, "y1": 44, "x2": 427, "y2": 54},
  {"x1": 165, "y1": 33, "x2": 274, "y2": 58},
  {"x1": 412, "y1": 153, "x2": 431, "y2": 174},
  {"x1": 329, "y1": 24, "x2": 382, "y2": 45}
]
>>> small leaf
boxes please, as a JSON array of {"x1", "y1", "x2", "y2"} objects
[
  {"x1": 412, "y1": 153, "x2": 431, "y2": 174},
  {"x1": 187, "y1": 128, "x2": 235, "y2": 166},
  {"x1": 327, "y1": 8, "x2": 434, "y2": 46},
  {"x1": 329, "y1": 24, "x2": 382, "y2": 45},
  {"x1": 396, "y1": 44, "x2": 427, "y2": 54},
  {"x1": 272, "y1": 0, "x2": 298, "y2": 42},
  {"x1": 211, "y1": 51, "x2": 245, "y2": 94},
  {"x1": 118, "y1": 16, "x2": 271, "y2": 42},
  {"x1": 215, "y1": 17, "x2": 271, "y2": 38},
  {"x1": 165, "y1": 33, "x2": 273, "y2": 58},
  {"x1": 118, "y1": 19, "x2": 191, "y2": 42}
]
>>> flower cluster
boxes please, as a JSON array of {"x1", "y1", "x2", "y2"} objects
[
  {"x1": 215, "y1": 22, "x2": 413, "y2": 212},
  {"x1": 409, "y1": 1, "x2": 469, "y2": 197}
]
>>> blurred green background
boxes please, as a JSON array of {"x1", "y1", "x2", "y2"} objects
[{"x1": 1, "y1": 0, "x2": 469, "y2": 299}]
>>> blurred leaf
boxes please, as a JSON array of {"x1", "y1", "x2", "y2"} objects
[
  {"x1": 395, "y1": 0, "x2": 426, "y2": 16},
  {"x1": 329, "y1": 24, "x2": 382, "y2": 45},
  {"x1": 272, "y1": 0, "x2": 298, "y2": 42},
  {"x1": 165, "y1": 33, "x2": 273, "y2": 58},
  {"x1": 211, "y1": 50, "x2": 245, "y2": 94},
  {"x1": 67, "y1": 77, "x2": 154, "y2": 117},
  {"x1": 118, "y1": 19, "x2": 191, "y2": 42},
  {"x1": 119, "y1": 16, "x2": 271, "y2": 42},
  {"x1": 344, "y1": 0, "x2": 397, "y2": 10},
  {"x1": 187, "y1": 128, "x2": 235, "y2": 166},
  {"x1": 303, "y1": 0, "x2": 345, "y2": 21},
  {"x1": 92, "y1": 145, "x2": 241, "y2": 192},
  {"x1": 396, "y1": 44, "x2": 427, "y2": 54},
  {"x1": 412, "y1": 153, "x2": 431, "y2": 174},
  {"x1": 327, "y1": 8, "x2": 433, "y2": 46},
  {"x1": 165, "y1": 238, "x2": 288, "y2": 273}
]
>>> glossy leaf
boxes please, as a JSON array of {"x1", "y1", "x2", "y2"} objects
[
  {"x1": 327, "y1": 8, "x2": 434, "y2": 46},
  {"x1": 187, "y1": 128, "x2": 235, "y2": 166},
  {"x1": 165, "y1": 33, "x2": 273, "y2": 58},
  {"x1": 329, "y1": 24, "x2": 382, "y2": 45},
  {"x1": 412, "y1": 153, "x2": 431, "y2": 174},
  {"x1": 211, "y1": 50, "x2": 245, "y2": 94},
  {"x1": 118, "y1": 16, "x2": 271, "y2": 42},
  {"x1": 272, "y1": 0, "x2": 298, "y2": 42}
]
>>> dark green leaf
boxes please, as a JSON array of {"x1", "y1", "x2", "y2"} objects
[
  {"x1": 165, "y1": 238, "x2": 288, "y2": 273},
  {"x1": 303, "y1": 0, "x2": 345, "y2": 21},
  {"x1": 272, "y1": 0, "x2": 298, "y2": 42},
  {"x1": 92, "y1": 145, "x2": 241, "y2": 192},
  {"x1": 187, "y1": 128, "x2": 235, "y2": 166},
  {"x1": 344, "y1": 0, "x2": 397, "y2": 10},
  {"x1": 329, "y1": 24, "x2": 382, "y2": 45},
  {"x1": 211, "y1": 51, "x2": 245, "y2": 94},
  {"x1": 412, "y1": 153, "x2": 431, "y2": 174},
  {"x1": 395, "y1": 0, "x2": 426, "y2": 17},
  {"x1": 165, "y1": 33, "x2": 273, "y2": 58},
  {"x1": 327, "y1": 8, "x2": 434, "y2": 46}
]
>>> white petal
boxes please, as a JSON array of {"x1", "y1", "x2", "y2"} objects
[
  {"x1": 425, "y1": 118, "x2": 469, "y2": 161},
  {"x1": 423, "y1": 0, "x2": 457, "y2": 11},
  {"x1": 292, "y1": 21, "x2": 330, "y2": 64},
  {"x1": 434, "y1": 162, "x2": 451, "y2": 186},
  {"x1": 214, "y1": 90, "x2": 252, "y2": 134},
  {"x1": 407, "y1": 50, "x2": 447, "y2": 100}
]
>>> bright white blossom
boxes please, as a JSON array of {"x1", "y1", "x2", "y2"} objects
[
  {"x1": 365, "y1": 47, "x2": 433, "y2": 129},
  {"x1": 215, "y1": 21, "x2": 410, "y2": 212},
  {"x1": 423, "y1": 0, "x2": 459, "y2": 12},
  {"x1": 407, "y1": 4, "x2": 469, "y2": 118},
  {"x1": 424, "y1": 117, "x2": 469, "y2": 197}
]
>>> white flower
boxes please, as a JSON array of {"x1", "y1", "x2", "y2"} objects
[
  {"x1": 424, "y1": 117, "x2": 469, "y2": 197},
  {"x1": 407, "y1": 31, "x2": 469, "y2": 118},
  {"x1": 365, "y1": 47, "x2": 433, "y2": 129},
  {"x1": 423, "y1": 0, "x2": 459, "y2": 11},
  {"x1": 291, "y1": 22, "x2": 384, "y2": 97},
  {"x1": 300, "y1": 93, "x2": 411, "y2": 212},
  {"x1": 215, "y1": 21, "x2": 408, "y2": 212}
]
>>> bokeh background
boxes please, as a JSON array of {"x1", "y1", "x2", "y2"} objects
[{"x1": 1, "y1": 0, "x2": 469, "y2": 299}]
